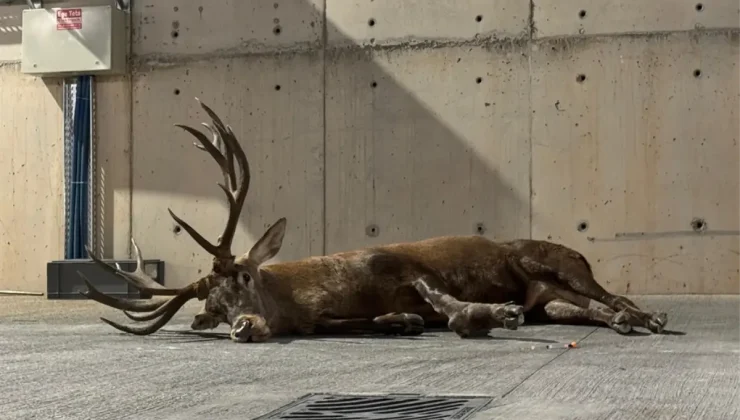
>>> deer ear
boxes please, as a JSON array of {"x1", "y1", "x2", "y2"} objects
[{"x1": 246, "y1": 217, "x2": 287, "y2": 266}]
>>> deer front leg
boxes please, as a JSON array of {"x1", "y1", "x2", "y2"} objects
[
  {"x1": 316, "y1": 313, "x2": 425, "y2": 336},
  {"x1": 412, "y1": 276, "x2": 524, "y2": 338},
  {"x1": 230, "y1": 314, "x2": 271, "y2": 343},
  {"x1": 190, "y1": 305, "x2": 225, "y2": 331}
]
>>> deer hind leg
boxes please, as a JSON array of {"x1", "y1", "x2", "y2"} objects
[
  {"x1": 523, "y1": 281, "x2": 631, "y2": 334},
  {"x1": 518, "y1": 256, "x2": 667, "y2": 334},
  {"x1": 606, "y1": 296, "x2": 667, "y2": 334},
  {"x1": 412, "y1": 275, "x2": 525, "y2": 338},
  {"x1": 542, "y1": 300, "x2": 631, "y2": 334},
  {"x1": 316, "y1": 313, "x2": 425, "y2": 336}
]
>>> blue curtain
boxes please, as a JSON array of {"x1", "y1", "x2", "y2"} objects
[{"x1": 65, "y1": 75, "x2": 91, "y2": 259}]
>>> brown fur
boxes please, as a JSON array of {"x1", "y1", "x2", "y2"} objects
[
  {"x1": 194, "y1": 235, "x2": 667, "y2": 342},
  {"x1": 81, "y1": 100, "x2": 667, "y2": 342}
]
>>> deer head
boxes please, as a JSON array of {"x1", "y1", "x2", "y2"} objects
[{"x1": 80, "y1": 98, "x2": 287, "y2": 335}]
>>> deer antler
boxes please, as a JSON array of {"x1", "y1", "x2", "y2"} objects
[
  {"x1": 169, "y1": 99, "x2": 250, "y2": 261},
  {"x1": 80, "y1": 98, "x2": 252, "y2": 335}
]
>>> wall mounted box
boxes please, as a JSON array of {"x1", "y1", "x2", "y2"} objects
[
  {"x1": 46, "y1": 259, "x2": 165, "y2": 300},
  {"x1": 21, "y1": 5, "x2": 127, "y2": 76}
]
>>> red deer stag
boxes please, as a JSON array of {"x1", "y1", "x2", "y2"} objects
[{"x1": 80, "y1": 99, "x2": 668, "y2": 343}]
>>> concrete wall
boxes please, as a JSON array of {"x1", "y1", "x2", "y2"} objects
[{"x1": 0, "y1": 0, "x2": 737, "y2": 295}]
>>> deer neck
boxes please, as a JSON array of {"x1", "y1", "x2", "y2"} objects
[{"x1": 245, "y1": 271, "x2": 281, "y2": 328}]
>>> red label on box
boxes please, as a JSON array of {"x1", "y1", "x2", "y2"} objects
[{"x1": 56, "y1": 8, "x2": 82, "y2": 30}]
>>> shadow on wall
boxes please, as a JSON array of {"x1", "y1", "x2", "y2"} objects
[{"x1": 129, "y1": 0, "x2": 531, "y2": 268}]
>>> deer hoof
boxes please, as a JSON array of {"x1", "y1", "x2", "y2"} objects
[
  {"x1": 230, "y1": 314, "x2": 271, "y2": 343},
  {"x1": 191, "y1": 313, "x2": 221, "y2": 331},
  {"x1": 502, "y1": 304, "x2": 525, "y2": 330},
  {"x1": 398, "y1": 313, "x2": 425, "y2": 335},
  {"x1": 611, "y1": 311, "x2": 632, "y2": 335},
  {"x1": 230, "y1": 316, "x2": 253, "y2": 343},
  {"x1": 647, "y1": 312, "x2": 667, "y2": 334}
]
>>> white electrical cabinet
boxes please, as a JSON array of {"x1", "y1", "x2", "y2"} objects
[{"x1": 21, "y1": 5, "x2": 127, "y2": 76}]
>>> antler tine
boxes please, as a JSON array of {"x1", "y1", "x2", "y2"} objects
[
  {"x1": 197, "y1": 99, "x2": 251, "y2": 253},
  {"x1": 78, "y1": 272, "x2": 169, "y2": 312},
  {"x1": 98, "y1": 289, "x2": 197, "y2": 335},
  {"x1": 97, "y1": 274, "x2": 217, "y2": 335},
  {"x1": 122, "y1": 308, "x2": 163, "y2": 322},
  {"x1": 81, "y1": 249, "x2": 217, "y2": 335},
  {"x1": 85, "y1": 244, "x2": 179, "y2": 296},
  {"x1": 168, "y1": 98, "x2": 251, "y2": 259},
  {"x1": 200, "y1": 123, "x2": 237, "y2": 191},
  {"x1": 176, "y1": 123, "x2": 228, "y2": 187},
  {"x1": 166, "y1": 208, "x2": 221, "y2": 257},
  {"x1": 195, "y1": 123, "x2": 223, "y2": 153},
  {"x1": 79, "y1": 240, "x2": 197, "y2": 330},
  {"x1": 122, "y1": 300, "x2": 174, "y2": 321},
  {"x1": 79, "y1": 101, "x2": 248, "y2": 336},
  {"x1": 120, "y1": 238, "x2": 171, "y2": 291},
  {"x1": 109, "y1": 239, "x2": 179, "y2": 321}
]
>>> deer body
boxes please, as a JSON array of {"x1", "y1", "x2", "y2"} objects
[
  {"x1": 240, "y1": 236, "x2": 517, "y2": 335},
  {"x1": 202, "y1": 235, "x2": 667, "y2": 342},
  {"x1": 80, "y1": 100, "x2": 668, "y2": 343}
]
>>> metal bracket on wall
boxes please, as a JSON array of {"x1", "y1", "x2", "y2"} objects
[{"x1": 25, "y1": 0, "x2": 42, "y2": 10}]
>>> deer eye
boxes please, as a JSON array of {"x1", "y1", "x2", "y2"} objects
[{"x1": 236, "y1": 272, "x2": 250, "y2": 286}]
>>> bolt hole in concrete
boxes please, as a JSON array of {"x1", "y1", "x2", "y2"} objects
[
  {"x1": 576, "y1": 73, "x2": 587, "y2": 83},
  {"x1": 693, "y1": 69, "x2": 702, "y2": 78},
  {"x1": 171, "y1": 30, "x2": 179, "y2": 38},
  {"x1": 475, "y1": 223, "x2": 486, "y2": 235},
  {"x1": 695, "y1": 3, "x2": 704, "y2": 12},
  {"x1": 691, "y1": 217, "x2": 707, "y2": 232},
  {"x1": 273, "y1": 25, "x2": 281, "y2": 35},
  {"x1": 366, "y1": 224, "x2": 379, "y2": 237},
  {"x1": 578, "y1": 9, "x2": 587, "y2": 18},
  {"x1": 275, "y1": 84, "x2": 281, "y2": 91},
  {"x1": 476, "y1": 77, "x2": 483, "y2": 84},
  {"x1": 173, "y1": 88, "x2": 180, "y2": 95},
  {"x1": 368, "y1": 18, "x2": 376, "y2": 27},
  {"x1": 371, "y1": 81, "x2": 378, "y2": 88},
  {"x1": 577, "y1": 220, "x2": 589, "y2": 232},
  {"x1": 173, "y1": 225, "x2": 182, "y2": 235},
  {"x1": 475, "y1": 15, "x2": 483, "y2": 22}
]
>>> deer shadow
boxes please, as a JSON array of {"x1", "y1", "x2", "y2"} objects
[
  {"x1": 146, "y1": 327, "x2": 565, "y2": 345},
  {"x1": 151, "y1": 328, "x2": 435, "y2": 345}
]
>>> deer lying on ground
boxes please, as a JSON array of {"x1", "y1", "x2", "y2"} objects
[{"x1": 80, "y1": 99, "x2": 668, "y2": 343}]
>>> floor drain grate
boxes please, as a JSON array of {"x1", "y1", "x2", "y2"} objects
[{"x1": 255, "y1": 393, "x2": 492, "y2": 420}]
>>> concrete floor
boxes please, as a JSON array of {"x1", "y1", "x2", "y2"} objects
[{"x1": 0, "y1": 295, "x2": 738, "y2": 420}]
